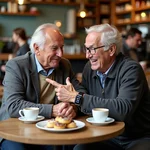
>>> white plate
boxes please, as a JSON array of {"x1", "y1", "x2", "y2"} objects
[
  {"x1": 18, "y1": 115, "x2": 45, "y2": 123},
  {"x1": 36, "y1": 120, "x2": 85, "y2": 132},
  {"x1": 86, "y1": 117, "x2": 115, "y2": 126}
]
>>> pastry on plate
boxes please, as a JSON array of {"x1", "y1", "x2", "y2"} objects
[
  {"x1": 46, "y1": 118, "x2": 55, "y2": 128},
  {"x1": 66, "y1": 120, "x2": 77, "y2": 128},
  {"x1": 55, "y1": 116, "x2": 71, "y2": 124},
  {"x1": 54, "y1": 121, "x2": 66, "y2": 129}
]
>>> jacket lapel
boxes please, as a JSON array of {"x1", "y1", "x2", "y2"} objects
[{"x1": 29, "y1": 53, "x2": 40, "y2": 103}]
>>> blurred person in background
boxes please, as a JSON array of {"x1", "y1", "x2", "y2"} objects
[
  {"x1": 121, "y1": 27, "x2": 142, "y2": 62},
  {"x1": 12, "y1": 27, "x2": 30, "y2": 57},
  {"x1": 0, "y1": 27, "x2": 30, "y2": 83}
]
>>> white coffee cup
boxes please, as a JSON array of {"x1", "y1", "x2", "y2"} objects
[
  {"x1": 19, "y1": 107, "x2": 39, "y2": 120},
  {"x1": 92, "y1": 108, "x2": 109, "y2": 123}
]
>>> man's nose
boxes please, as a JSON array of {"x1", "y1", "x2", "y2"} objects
[
  {"x1": 86, "y1": 52, "x2": 92, "y2": 59},
  {"x1": 56, "y1": 48, "x2": 63, "y2": 57}
]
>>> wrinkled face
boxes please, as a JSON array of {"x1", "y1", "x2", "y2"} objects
[
  {"x1": 85, "y1": 32, "x2": 116, "y2": 73},
  {"x1": 130, "y1": 33, "x2": 142, "y2": 49},
  {"x1": 34, "y1": 29, "x2": 64, "y2": 70}
]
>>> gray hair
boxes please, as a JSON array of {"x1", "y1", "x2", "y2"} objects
[
  {"x1": 85, "y1": 24, "x2": 122, "y2": 55},
  {"x1": 30, "y1": 23, "x2": 60, "y2": 53}
]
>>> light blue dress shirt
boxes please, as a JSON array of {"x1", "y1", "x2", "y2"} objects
[
  {"x1": 35, "y1": 55, "x2": 54, "y2": 76},
  {"x1": 97, "y1": 62, "x2": 115, "y2": 88}
]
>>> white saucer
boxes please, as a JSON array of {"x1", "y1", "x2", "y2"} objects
[
  {"x1": 86, "y1": 117, "x2": 115, "y2": 126},
  {"x1": 18, "y1": 115, "x2": 45, "y2": 123}
]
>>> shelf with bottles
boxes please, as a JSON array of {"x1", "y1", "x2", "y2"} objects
[
  {"x1": 115, "y1": 17, "x2": 131, "y2": 25},
  {"x1": 115, "y1": 1, "x2": 132, "y2": 14},
  {"x1": 97, "y1": 0, "x2": 111, "y2": 24},
  {"x1": 112, "y1": 0, "x2": 133, "y2": 26},
  {"x1": 116, "y1": 10, "x2": 132, "y2": 15},
  {"x1": 115, "y1": 10, "x2": 132, "y2": 25},
  {"x1": 0, "y1": 1, "x2": 40, "y2": 16},
  {"x1": 134, "y1": 0, "x2": 150, "y2": 9},
  {"x1": 134, "y1": 6, "x2": 150, "y2": 11},
  {"x1": 115, "y1": 3, "x2": 132, "y2": 25},
  {"x1": 77, "y1": 8, "x2": 97, "y2": 28},
  {"x1": 134, "y1": 0, "x2": 150, "y2": 23},
  {"x1": 76, "y1": 1, "x2": 97, "y2": 28},
  {"x1": 134, "y1": 11, "x2": 150, "y2": 23}
]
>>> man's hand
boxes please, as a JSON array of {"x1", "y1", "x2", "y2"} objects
[
  {"x1": 46, "y1": 77, "x2": 78, "y2": 103},
  {"x1": 52, "y1": 102, "x2": 76, "y2": 119}
]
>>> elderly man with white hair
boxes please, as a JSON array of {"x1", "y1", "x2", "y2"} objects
[
  {"x1": 0, "y1": 23, "x2": 85, "y2": 150},
  {"x1": 46, "y1": 24, "x2": 150, "y2": 150}
]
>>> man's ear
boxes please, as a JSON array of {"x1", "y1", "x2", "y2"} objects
[
  {"x1": 34, "y1": 43, "x2": 40, "y2": 55},
  {"x1": 109, "y1": 44, "x2": 116, "y2": 56}
]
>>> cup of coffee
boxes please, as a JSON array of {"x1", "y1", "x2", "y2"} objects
[
  {"x1": 92, "y1": 108, "x2": 109, "y2": 122},
  {"x1": 19, "y1": 107, "x2": 39, "y2": 120}
]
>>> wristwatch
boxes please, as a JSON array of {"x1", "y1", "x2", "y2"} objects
[{"x1": 75, "y1": 92, "x2": 84, "y2": 106}]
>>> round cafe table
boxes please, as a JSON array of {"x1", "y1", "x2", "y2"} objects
[{"x1": 0, "y1": 116, "x2": 124, "y2": 145}]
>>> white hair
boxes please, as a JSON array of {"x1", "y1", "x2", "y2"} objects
[
  {"x1": 85, "y1": 24, "x2": 122, "y2": 55},
  {"x1": 29, "y1": 23, "x2": 60, "y2": 53}
]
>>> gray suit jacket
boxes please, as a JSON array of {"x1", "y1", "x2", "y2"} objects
[{"x1": 0, "y1": 52, "x2": 85, "y2": 121}]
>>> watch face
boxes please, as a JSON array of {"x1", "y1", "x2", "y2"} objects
[
  {"x1": 76, "y1": 98, "x2": 80, "y2": 104},
  {"x1": 75, "y1": 94, "x2": 82, "y2": 105}
]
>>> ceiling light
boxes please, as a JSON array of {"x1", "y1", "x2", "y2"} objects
[
  {"x1": 18, "y1": 0, "x2": 28, "y2": 5},
  {"x1": 78, "y1": 2, "x2": 87, "y2": 18},
  {"x1": 54, "y1": 20, "x2": 62, "y2": 28}
]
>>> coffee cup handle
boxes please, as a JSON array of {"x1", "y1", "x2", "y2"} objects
[{"x1": 19, "y1": 110, "x2": 24, "y2": 118}]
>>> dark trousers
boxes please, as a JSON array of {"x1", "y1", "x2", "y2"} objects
[
  {"x1": 73, "y1": 137, "x2": 150, "y2": 150},
  {"x1": 0, "y1": 140, "x2": 53, "y2": 150},
  {"x1": 0, "y1": 139, "x2": 74, "y2": 150}
]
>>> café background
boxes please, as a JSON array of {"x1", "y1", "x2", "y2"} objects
[{"x1": 0, "y1": 0, "x2": 150, "y2": 74}]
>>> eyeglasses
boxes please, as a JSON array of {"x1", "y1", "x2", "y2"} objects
[{"x1": 83, "y1": 45, "x2": 105, "y2": 55}]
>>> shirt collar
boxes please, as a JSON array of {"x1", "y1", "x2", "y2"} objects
[
  {"x1": 35, "y1": 55, "x2": 54, "y2": 76},
  {"x1": 97, "y1": 61, "x2": 115, "y2": 76}
]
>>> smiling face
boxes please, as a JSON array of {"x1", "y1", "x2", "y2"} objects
[
  {"x1": 85, "y1": 32, "x2": 116, "y2": 73},
  {"x1": 34, "y1": 28, "x2": 64, "y2": 70}
]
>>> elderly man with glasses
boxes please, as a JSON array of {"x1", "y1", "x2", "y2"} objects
[{"x1": 46, "y1": 24, "x2": 150, "y2": 150}]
